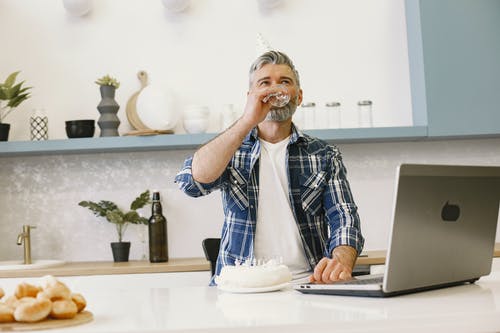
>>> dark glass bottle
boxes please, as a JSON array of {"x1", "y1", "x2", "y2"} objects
[{"x1": 148, "y1": 191, "x2": 168, "y2": 262}]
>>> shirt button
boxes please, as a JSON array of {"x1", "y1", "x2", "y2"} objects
[{"x1": 250, "y1": 205, "x2": 254, "y2": 208}]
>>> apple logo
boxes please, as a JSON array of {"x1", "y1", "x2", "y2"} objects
[{"x1": 441, "y1": 201, "x2": 460, "y2": 221}]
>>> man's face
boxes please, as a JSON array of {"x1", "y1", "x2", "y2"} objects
[{"x1": 250, "y1": 64, "x2": 303, "y2": 122}]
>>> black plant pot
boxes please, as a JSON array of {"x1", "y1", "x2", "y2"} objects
[
  {"x1": 0, "y1": 123, "x2": 10, "y2": 141},
  {"x1": 111, "y1": 242, "x2": 131, "y2": 262}
]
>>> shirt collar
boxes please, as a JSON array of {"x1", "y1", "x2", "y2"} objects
[{"x1": 245, "y1": 122, "x2": 307, "y2": 146}]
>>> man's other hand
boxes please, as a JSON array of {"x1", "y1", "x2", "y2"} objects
[{"x1": 309, "y1": 245, "x2": 358, "y2": 284}]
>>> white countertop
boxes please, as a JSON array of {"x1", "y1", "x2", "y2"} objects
[{"x1": 2, "y1": 260, "x2": 500, "y2": 333}]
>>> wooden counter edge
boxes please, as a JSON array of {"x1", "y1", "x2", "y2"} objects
[
  {"x1": 0, "y1": 257, "x2": 211, "y2": 278},
  {"x1": 1, "y1": 243, "x2": 499, "y2": 278}
]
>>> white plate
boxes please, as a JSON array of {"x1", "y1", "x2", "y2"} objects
[{"x1": 217, "y1": 282, "x2": 290, "y2": 294}]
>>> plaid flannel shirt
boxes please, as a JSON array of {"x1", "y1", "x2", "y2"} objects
[{"x1": 175, "y1": 125, "x2": 364, "y2": 283}]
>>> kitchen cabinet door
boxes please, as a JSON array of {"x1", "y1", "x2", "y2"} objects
[{"x1": 417, "y1": 0, "x2": 500, "y2": 137}]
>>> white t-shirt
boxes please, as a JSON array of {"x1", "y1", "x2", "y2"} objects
[{"x1": 254, "y1": 136, "x2": 310, "y2": 279}]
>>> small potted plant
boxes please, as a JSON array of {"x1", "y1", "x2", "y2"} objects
[
  {"x1": 0, "y1": 71, "x2": 32, "y2": 141},
  {"x1": 95, "y1": 74, "x2": 120, "y2": 137},
  {"x1": 79, "y1": 190, "x2": 151, "y2": 262}
]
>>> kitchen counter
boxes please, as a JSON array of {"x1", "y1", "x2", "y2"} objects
[
  {"x1": 1, "y1": 244, "x2": 499, "y2": 278},
  {"x1": 0, "y1": 252, "x2": 386, "y2": 278},
  {"x1": 1, "y1": 259, "x2": 500, "y2": 332},
  {"x1": 0, "y1": 258, "x2": 210, "y2": 278}
]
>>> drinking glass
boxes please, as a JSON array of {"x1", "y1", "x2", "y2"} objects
[{"x1": 262, "y1": 84, "x2": 290, "y2": 108}]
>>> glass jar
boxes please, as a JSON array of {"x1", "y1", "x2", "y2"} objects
[
  {"x1": 325, "y1": 102, "x2": 341, "y2": 129},
  {"x1": 300, "y1": 102, "x2": 316, "y2": 130},
  {"x1": 357, "y1": 100, "x2": 373, "y2": 128}
]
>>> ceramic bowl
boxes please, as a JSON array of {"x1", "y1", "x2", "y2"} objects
[
  {"x1": 183, "y1": 118, "x2": 209, "y2": 134},
  {"x1": 65, "y1": 120, "x2": 95, "y2": 138}
]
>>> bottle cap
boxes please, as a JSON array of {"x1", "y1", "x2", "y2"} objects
[{"x1": 152, "y1": 192, "x2": 160, "y2": 201}]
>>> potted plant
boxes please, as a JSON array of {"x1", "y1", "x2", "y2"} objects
[
  {"x1": 79, "y1": 190, "x2": 151, "y2": 262},
  {"x1": 0, "y1": 71, "x2": 32, "y2": 141},
  {"x1": 95, "y1": 74, "x2": 120, "y2": 137}
]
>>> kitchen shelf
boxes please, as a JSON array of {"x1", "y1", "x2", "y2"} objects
[{"x1": 0, "y1": 126, "x2": 428, "y2": 157}]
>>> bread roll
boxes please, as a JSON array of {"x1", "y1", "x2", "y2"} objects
[
  {"x1": 14, "y1": 283, "x2": 41, "y2": 299},
  {"x1": 13, "y1": 298, "x2": 51, "y2": 323},
  {"x1": 0, "y1": 303, "x2": 14, "y2": 323},
  {"x1": 4, "y1": 295, "x2": 19, "y2": 309},
  {"x1": 38, "y1": 282, "x2": 71, "y2": 302},
  {"x1": 50, "y1": 300, "x2": 77, "y2": 319},
  {"x1": 71, "y1": 293, "x2": 86, "y2": 313}
]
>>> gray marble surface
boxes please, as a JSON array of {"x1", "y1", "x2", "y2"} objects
[{"x1": 1, "y1": 138, "x2": 499, "y2": 263}]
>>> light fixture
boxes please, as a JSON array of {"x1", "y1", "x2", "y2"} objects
[
  {"x1": 161, "y1": 0, "x2": 190, "y2": 14},
  {"x1": 62, "y1": 0, "x2": 92, "y2": 17},
  {"x1": 257, "y1": 0, "x2": 284, "y2": 10}
]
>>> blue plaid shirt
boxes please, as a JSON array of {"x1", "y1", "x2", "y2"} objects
[{"x1": 175, "y1": 125, "x2": 364, "y2": 283}]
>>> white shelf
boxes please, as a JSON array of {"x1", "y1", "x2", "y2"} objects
[{"x1": 0, "y1": 126, "x2": 428, "y2": 157}]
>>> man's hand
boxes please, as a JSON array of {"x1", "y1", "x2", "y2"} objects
[
  {"x1": 309, "y1": 245, "x2": 358, "y2": 284},
  {"x1": 241, "y1": 86, "x2": 277, "y2": 127}
]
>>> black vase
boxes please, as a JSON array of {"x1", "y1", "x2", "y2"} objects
[
  {"x1": 110, "y1": 242, "x2": 130, "y2": 262},
  {"x1": 97, "y1": 85, "x2": 120, "y2": 137},
  {"x1": 0, "y1": 123, "x2": 10, "y2": 141}
]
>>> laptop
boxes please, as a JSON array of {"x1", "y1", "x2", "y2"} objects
[{"x1": 294, "y1": 163, "x2": 500, "y2": 297}]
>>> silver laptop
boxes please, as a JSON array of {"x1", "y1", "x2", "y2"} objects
[{"x1": 294, "y1": 164, "x2": 500, "y2": 297}]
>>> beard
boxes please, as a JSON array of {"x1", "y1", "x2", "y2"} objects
[{"x1": 265, "y1": 95, "x2": 299, "y2": 122}]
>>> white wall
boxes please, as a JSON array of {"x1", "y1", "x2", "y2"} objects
[
  {"x1": 0, "y1": 0, "x2": 412, "y2": 140},
  {"x1": 0, "y1": 1, "x2": 498, "y2": 263}
]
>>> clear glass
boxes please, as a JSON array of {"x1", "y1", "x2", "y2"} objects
[
  {"x1": 326, "y1": 102, "x2": 341, "y2": 129},
  {"x1": 300, "y1": 102, "x2": 316, "y2": 129},
  {"x1": 357, "y1": 100, "x2": 373, "y2": 128},
  {"x1": 262, "y1": 84, "x2": 290, "y2": 108}
]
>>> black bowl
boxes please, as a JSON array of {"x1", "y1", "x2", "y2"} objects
[{"x1": 65, "y1": 120, "x2": 95, "y2": 138}]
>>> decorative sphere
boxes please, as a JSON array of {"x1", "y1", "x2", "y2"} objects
[
  {"x1": 136, "y1": 85, "x2": 178, "y2": 130},
  {"x1": 161, "y1": 0, "x2": 190, "y2": 13},
  {"x1": 62, "y1": 0, "x2": 92, "y2": 17}
]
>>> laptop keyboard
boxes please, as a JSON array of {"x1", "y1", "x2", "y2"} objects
[{"x1": 337, "y1": 276, "x2": 383, "y2": 285}]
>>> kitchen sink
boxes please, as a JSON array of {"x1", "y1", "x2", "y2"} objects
[{"x1": 0, "y1": 260, "x2": 65, "y2": 270}]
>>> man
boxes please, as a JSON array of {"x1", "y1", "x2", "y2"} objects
[{"x1": 175, "y1": 50, "x2": 364, "y2": 284}]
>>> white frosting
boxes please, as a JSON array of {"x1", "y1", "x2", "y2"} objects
[{"x1": 216, "y1": 262, "x2": 292, "y2": 288}]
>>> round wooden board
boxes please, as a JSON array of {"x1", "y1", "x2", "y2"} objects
[{"x1": 0, "y1": 311, "x2": 93, "y2": 331}]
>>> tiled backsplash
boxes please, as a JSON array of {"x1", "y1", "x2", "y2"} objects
[{"x1": 1, "y1": 137, "x2": 499, "y2": 262}]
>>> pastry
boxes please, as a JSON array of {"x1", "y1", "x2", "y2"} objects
[
  {"x1": 4, "y1": 295, "x2": 19, "y2": 308},
  {"x1": 50, "y1": 300, "x2": 77, "y2": 319},
  {"x1": 0, "y1": 303, "x2": 14, "y2": 323},
  {"x1": 37, "y1": 282, "x2": 71, "y2": 301},
  {"x1": 15, "y1": 282, "x2": 41, "y2": 299},
  {"x1": 71, "y1": 293, "x2": 86, "y2": 313},
  {"x1": 2, "y1": 276, "x2": 87, "y2": 324},
  {"x1": 0, "y1": 287, "x2": 4, "y2": 299},
  {"x1": 13, "y1": 298, "x2": 51, "y2": 323}
]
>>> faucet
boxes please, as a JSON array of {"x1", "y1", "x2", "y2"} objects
[{"x1": 17, "y1": 225, "x2": 36, "y2": 265}]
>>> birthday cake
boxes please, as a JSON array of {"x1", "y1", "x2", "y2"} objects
[{"x1": 215, "y1": 260, "x2": 292, "y2": 288}]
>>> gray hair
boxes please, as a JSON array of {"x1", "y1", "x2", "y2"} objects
[{"x1": 249, "y1": 50, "x2": 301, "y2": 88}]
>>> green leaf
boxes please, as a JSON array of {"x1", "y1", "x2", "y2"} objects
[
  {"x1": 79, "y1": 200, "x2": 118, "y2": 217},
  {"x1": 130, "y1": 190, "x2": 150, "y2": 210},
  {"x1": 7, "y1": 93, "x2": 30, "y2": 108},
  {"x1": 106, "y1": 209, "x2": 125, "y2": 225},
  {"x1": 0, "y1": 87, "x2": 7, "y2": 100},
  {"x1": 4, "y1": 71, "x2": 20, "y2": 88},
  {"x1": 124, "y1": 211, "x2": 140, "y2": 223}
]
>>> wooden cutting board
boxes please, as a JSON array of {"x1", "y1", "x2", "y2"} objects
[{"x1": 0, "y1": 311, "x2": 93, "y2": 331}]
